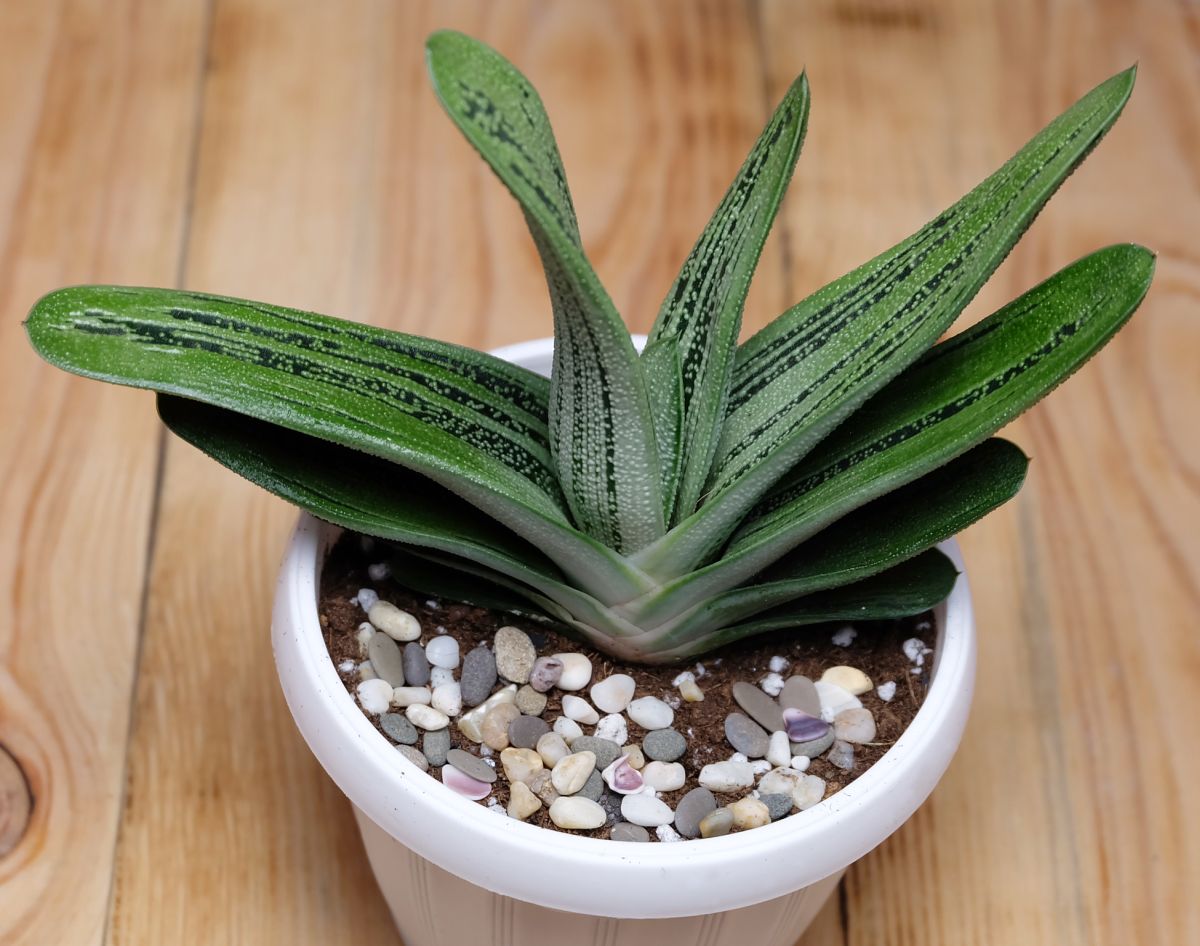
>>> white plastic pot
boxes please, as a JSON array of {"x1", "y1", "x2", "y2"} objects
[{"x1": 271, "y1": 337, "x2": 977, "y2": 945}]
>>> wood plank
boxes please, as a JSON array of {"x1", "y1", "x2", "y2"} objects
[
  {"x1": 759, "y1": 1, "x2": 1200, "y2": 944},
  {"x1": 0, "y1": 1, "x2": 209, "y2": 943},
  {"x1": 105, "y1": 1, "x2": 785, "y2": 941}
]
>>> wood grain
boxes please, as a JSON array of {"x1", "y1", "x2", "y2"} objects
[{"x1": 0, "y1": 1, "x2": 1195, "y2": 944}]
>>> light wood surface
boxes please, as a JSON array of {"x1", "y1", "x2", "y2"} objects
[{"x1": 1, "y1": 1, "x2": 1196, "y2": 944}]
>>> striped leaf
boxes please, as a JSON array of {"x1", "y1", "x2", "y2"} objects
[
  {"x1": 640, "y1": 337, "x2": 684, "y2": 521},
  {"x1": 646, "y1": 73, "x2": 810, "y2": 523},
  {"x1": 634, "y1": 67, "x2": 1137, "y2": 579},
  {"x1": 427, "y1": 31, "x2": 664, "y2": 552},
  {"x1": 26, "y1": 286, "x2": 651, "y2": 603}
]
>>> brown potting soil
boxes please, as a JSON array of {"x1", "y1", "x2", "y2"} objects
[{"x1": 321, "y1": 534, "x2": 934, "y2": 838}]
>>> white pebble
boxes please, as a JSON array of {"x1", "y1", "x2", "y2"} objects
[
  {"x1": 425, "y1": 636, "x2": 460, "y2": 669},
  {"x1": 758, "y1": 767, "x2": 801, "y2": 797},
  {"x1": 790, "y1": 756, "x2": 811, "y2": 772},
  {"x1": 641, "y1": 761, "x2": 686, "y2": 791},
  {"x1": 553, "y1": 716, "x2": 584, "y2": 743},
  {"x1": 562, "y1": 695, "x2": 600, "y2": 725},
  {"x1": 553, "y1": 653, "x2": 594, "y2": 691},
  {"x1": 760, "y1": 672, "x2": 785, "y2": 696},
  {"x1": 831, "y1": 625, "x2": 857, "y2": 647},
  {"x1": 766, "y1": 730, "x2": 792, "y2": 768},
  {"x1": 655, "y1": 824, "x2": 684, "y2": 843},
  {"x1": 877, "y1": 681, "x2": 897, "y2": 701},
  {"x1": 903, "y1": 638, "x2": 932, "y2": 667},
  {"x1": 672, "y1": 670, "x2": 694, "y2": 687},
  {"x1": 368, "y1": 601, "x2": 421, "y2": 641},
  {"x1": 833, "y1": 707, "x2": 877, "y2": 744},
  {"x1": 693, "y1": 663, "x2": 707, "y2": 677},
  {"x1": 356, "y1": 588, "x2": 379, "y2": 612},
  {"x1": 405, "y1": 704, "x2": 449, "y2": 731},
  {"x1": 431, "y1": 682, "x2": 463, "y2": 717},
  {"x1": 792, "y1": 774, "x2": 827, "y2": 809},
  {"x1": 821, "y1": 665, "x2": 873, "y2": 696},
  {"x1": 728, "y1": 752, "x2": 748, "y2": 764},
  {"x1": 430, "y1": 666, "x2": 455, "y2": 688},
  {"x1": 590, "y1": 674, "x2": 636, "y2": 713},
  {"x1": 549, "y1": 796, "x2": 606, "y2": 830},
  {"x1": 392, "y1": 686, "x2": 432, "y2": 707},
  {"x1": 698, "y1": 761, "x2": 756, "y2": 792},
  {"x1": 627, "y1": 696, "x2": 674, "y2": 730},
  {"x1": 367, "y1": 562, "x2": 391, "y2": 581},
  {"x1": 536, "y1": 731, "x2": 571, "y2": 768},
  {"x1": 768, "y1": 655, "x2": 789, "y2": 674},
  {"x1": 814, "y1": 680, "x2": 863, "y2": 722},
  {"x1": 456, "y1": 684, "x2": 517, "y2": 743},
  {"x1": 750, "y1": 759, "x2": 772, "y2": 776},
  {"x1": 356, "y1": 678, "x2": 393, "y2": 714},
  {"x1": 621, "y1": 792, "x2": 675, "y2": 827},
  {"x1": 355, "y1": 622, "x2": 375, "y2": 646},
  {"x1": 594, "y1": 714, "x2": 628, "y2": 746},
  {"x1": 337, "y1": 659, "x2": 356, "y2": 673}
]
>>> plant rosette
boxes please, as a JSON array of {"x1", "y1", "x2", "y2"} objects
[{"x1": 274, "y1": 340, "x2": 978, "y2": 942}]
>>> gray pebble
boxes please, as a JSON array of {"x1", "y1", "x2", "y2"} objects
[
  {"x1": 367, "y1": 634, "x2": 406, "y2": 687},
  {"x1": 380, "y1": 712, "x2": 418, "y2": 745},
  {"x1": 724, "y1": 713, "x2": 770, "y2": 758},
  {"x1": 642, "y1": 728, "x2": 687, "y2": 762},
  {"x1": 577, "y1": 769, "x2": 605, "y2": 802},
  {"x1": 827, "y1": 739, "x2": 855, "y2": 771},
  {"x1": 397, "y1": 745, "x2": 429, "y2": 771},
  {"x1": 494, "y1": 626, "x2": 536, "y2": 684},
  {"x1": 446, "y1": 748, "x2": 497, "y2": 783},
  {"x1": 611, "y1": 822, "x2": 650, "y2": 842},
  {"x1": 571, "y1": 736, "x2": 622, "y2": 770},
  {"x1": 508, "y1": 714, "x2": 551, "y2": 750},
  {"x1": 599, "y1": 790, "x2": 624, "y2": 823},
  {"x1": 673, "y1": 787, "x2": 716, "y2": 839},
  {"x1": 460, "y1": 644, "x2": 498, "y2": 707},
  {"x1": 761, "y1": 793, "x2": 793, "y2": 821},
  {"x1": 402, "y1": 642, "x2": 431, "y2": 687},
  {"x1": 422, "y1": 728, "x2": 451, "y2": 767},
  {"x1": 529, "y1": 656, "x2": 563, "y2": 693},
  {"x1": 732, "y1": 681, "x2": 785, "y2": 733},
  {"x1": 515, "y1": 685, "x2": 548, "y2": 716},
  {"x1": 779, "y1": 675, "x2": 821, "y2": 717},
  {"x1": 791, "y1": 728, "x2": 836, "y2": 759}
]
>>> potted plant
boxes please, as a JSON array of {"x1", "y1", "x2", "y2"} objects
[{"x1": 25, "y1": 30, "x2": 1151, "y2": 944}]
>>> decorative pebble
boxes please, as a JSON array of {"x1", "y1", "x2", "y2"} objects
[
  {"x1": 551, "y1": 751, "x2": 597, "y2": 795},
  {"x1": 441, "y1": 764, "x2": 491, "y2": 800},
  {"x1": 821, "y1": 665, "x2": 873, "y2": 696},
  {"x1": 460, "y1": 645, "x2": 498, "y2": 706},
  {"x1": 699, "y1": 807, "x2": 734, "y2": 838},
  {"x1": 750, "y1": 758, "x2": 772, "y2": 776},
  {"x1": 422, "y1": 728, "x2": 451, "y2": 766},
  {"x1": 446, "y1": 748, "x2": 497, "y2": 783},
  {"x1": 553, "y1": 717, "x2": 583, "y2": 743},
  {"x1": 481, "y1": 703, "x2": 521, "y2": 750},
  {"x1": 621, "y1": 792, "x2": 675, "y2": 827},
  {"x1": 425, "y1": 635, "x2": 460, "y2": 669},
  {"x1": 355, "y1": 622, "x2": 375, "y2": 647},
  {"x1": 791, "y1": 727, "x2": 835, "y2": 758},
  {"x1": 549, "y1": 796, "x2": 606, "y2": 830},
  {"x1": 431, "y1": 682, "x2": 462, "y2": 717},
  {"x1": 730, "y1": 796, "x2": 770, "y2": 830},
  {"x1": 402, "y1": 642, "x2": 431, "y2": 687},
  {"x1": 593, "y1": 714, "x2": 628, "y2": 746},
  {"x1": 507, "y1": 780, "x2": 542, "y2": 821},
  {"x1": 768, "y1": 656, "x2": 789, "y2": 673},
  {"x1": 578, "y1": 769, "x2": 605, "y2": 802},
  {"x1": 356, "y1": 678, "x2": 393, "y2": 714},
  {"x1": 601, "y1": 755, "x2": 644, "y2": 794},
  {"x1": 827, "y1": 740, "x2": 855, "y2": 771},
  {"x1": 791, "y1": 756, "x2": 811, "y2": 772},
  {"x1": 766, "y1": 730, "x2": 792, "y2": 768},
  {"x1": 535, "y1": 731, "x2": 571, "y2": 768},
  {"x1": 698, "y1": 761, "x2": 756, "y2": 792},
  {"x1": 494, "y1": 626, "x2": 536, "y2": 684},
  {"x1": 380, "y1": 713, "x2": 418, "y2": 745},
  {"x1": 611, "y1": 822, "x2": 650, "y2": 842},
  {"x1": 778, "y1": 676, "x2": 821, "y2": 717},
  {"x1": 367, "y1": 633, "x2": 406, "y2": 687},
  {"x1": 515, "y1": 685, "x2": 548, "y2": 716},
  {"x1": 528, "y1": 770, "x2": 559, "y2": 805},
  {"x1": 903, "y1": 637, "x2": 932, "y2": 666},
  {"x1": 732, "y1": 681, "x2": 786, "y2": 733},
  {"x1": 591, "y1": 674, "x2": 636, "y2": 713},
  {"x1": 570, "y1": 736, "x2": 622, "y2": 770},
  {"x1": 678, "y1": 676, "x2": 705, "y2": 702},
  {"x1": 393, "y1": 686, "x2": 432, "y2": 707},
  {"x1": 499, "y1": 747, "x2": 543, "y2": 784},
  {"x1": 396, "y1": 744, "x2": 429, "y2": 771},
  {"x1": 793, "y1": 774, "x2": 827, "y2": 809},
  {"x1": 406, "y1": 704, "x2": 449, "y2": 731},
  {"x1": 834, "y1": 707, "x2": 877, "y2": 744},
  {"x1": 877, "y1": 681, "x2": 897, "y2": 702},
  {"x1": 529, "y1": 656, "x2": 564, "y2": 692},
  {"x1": 553, "y1": 653, "x2": 594, "y2": 691},
  {"x1": 356, "y1": 588, "x2": 379, "y2": 612},
  {"x1": 814, "y1": 680, "x2": 862, "y2": 721},
  {"x1": 562, "y1": 695, "x2": 600, "y2": 725},
  {"x1": 627, "y1": 696, "x2": 674, "y2": 730},
  {"x1": 782, "y1": 707, "x2": 830, "y2": 743},
  {"x1": 457, "y1": 685, "x2": 517, "y2": 742},
  {"x1": 430, "y1": 666, "x2": 455, "y2": 688},
  {"x1": 641, "y1": 761, "x2": 686, "y2": 792},
  {"x1": 760, "y1": 672, "x2": 785, "y2": 697},
  {"x1": 368, "y1": 601, "x2": 421, "y2": 641},
  {"x1": 724, "y1": 713, "x2": 770, "y2": 758},
  {"x1": 359, "y1": 662, "x2": 377, "y2": 681},
  {"x1": 760, "y1": 793, "x2": 793, "y2": 821},
  {"x1": 621, "y1": 744, "x2": 645, "y2": 769},
  {"x1": 673, "y1": 787, "x2": 716, "y2": 838},
  {"x1": 508, "y1": 714, "x2": 551, "y2": 750},
  {"x1": 758, "y1": 767, "x2": 802, "y2": 797},
  {"x1": 656, "y1": 825, "x2": 684, "y2": 843},
  {"x1": 831, "y1": 625, "x2": 857, "y2": 647},
  {"x1": 598, "y1": 789, "x2": 624, "y2": 822},
  {"x1": 642, "y1": 728, "x2": 687, "y2": 762}
]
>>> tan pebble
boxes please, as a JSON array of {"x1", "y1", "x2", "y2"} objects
[
  {"x1": 679, "y1": 678, "x2": 705, "y2": 702},
  {"x1": 367, "y1": 601, "x2": 421, "y2": 641},
  {"x1": 528, "y1": 769, "x2": 559, "y2": 805},
  {"x1": 481, "y1": 703, "x2": 521, "y2": 750},
  {"x1": 698, "y1": 806, "x2": 734, "y2": 838},
  {"x1": 821, "y1": 665, "x2": 873, "y2": 696},
  {"x1": 515, "y1": 685, "x2": 548, "y2": 716},
  {"x1": 457, "y1": 685, "x2": 517, "y2": 743},
  {"x1": 792, "y1": 773, "x2": 827, "y2": 810},
  {"x1": 536, "y1": 731, "x2": 571, "y2": 768},
  {"x1": 549, "y1": 796, "x2": 606, "y2": 830},
  {"x1": 833, "y1": 707, "x2": 877, "y2": 744},
  {"x1": 500, "y1": 747, "x2": 543, "y2": 784},
  {"x1": 621, "y1": 744, "x2": 645, "y2": 769},
  {"x1": 551, "y1": 750, "x2": 597, "y2": 795},
  {"x1": 507, "y1": 780, "x2": 542, "y2": 821},
  {"x1": 729, "y1": 796, "x2": 771, "y2": 830}
]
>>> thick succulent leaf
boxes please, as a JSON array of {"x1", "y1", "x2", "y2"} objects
[
  {"x1": 640, "y1": 337, "x2": 684, "y2": 521},
  {"x1": 635, "y1": 67, "x2": 1137, "y2": 578},
  {"x1": 646, "y1": 73, "x2": 810, "y2": 523},
  {"x1": 427, "y1": 30, "x2": 663, "y2": 552},
  {"x1": 637, "y1": 550, "x2": 958, "y2": 663},
  {"x1": 625, "y1": 438, "x2": 1024, "y2": 636},
  {"x1": 26, "y1": 286, "x2": 650, "y2": 602}
]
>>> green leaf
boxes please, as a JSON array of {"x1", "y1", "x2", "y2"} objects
[
  {"x1": 426, "y1": 30, "x2": 663, "y2": 552},
  {"x1": 26, "y1": 286, "x2": 651, "y2": 603},
  {"x1": 635, "y1": 66, "x2": 1138, "y2": 579},
  {"x1": 640, "y1": 337, "x2": 684, "y2": 521},
  {"x1": 646, "y1": 73, "x2": 810, "y2": 524}
]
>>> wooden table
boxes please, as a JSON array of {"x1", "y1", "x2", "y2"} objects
[{"x1": 2, "y1": 1, "x2": 1196, "y2": 942}]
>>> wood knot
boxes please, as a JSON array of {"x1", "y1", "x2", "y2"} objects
[{"x1": 0, "y1": 744, "x2": 33, "y2": 858}]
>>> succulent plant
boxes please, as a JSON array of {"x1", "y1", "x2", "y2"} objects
[{"x1": 25, "y1": 32, "x2": 1152, "y2": 662}]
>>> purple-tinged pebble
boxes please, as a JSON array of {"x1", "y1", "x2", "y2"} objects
[
  {"x1": 601, "y1": 755, "x2": 644, "y2": 795},
  {"x1": 529, "y1": 656, "x2": 563, "y2": 693},
  {"x1": 441, "y1": 764, "x2": 492, "y2": 800},
  {"x1": 783, "y1": 707, "x2": 830, "y2": 743}
]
